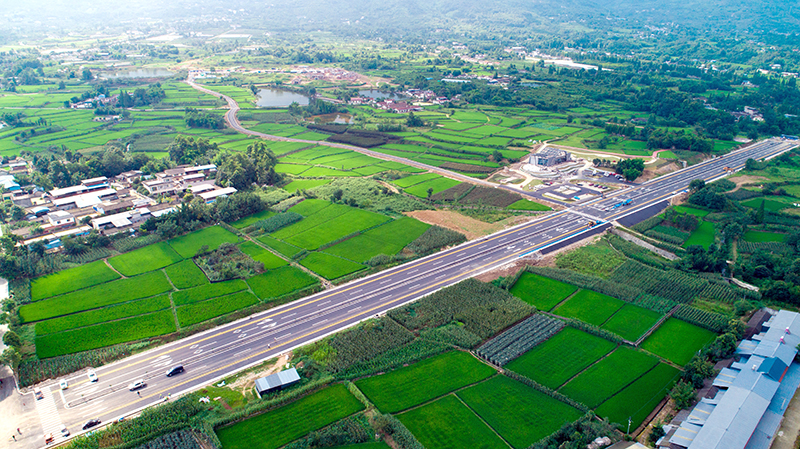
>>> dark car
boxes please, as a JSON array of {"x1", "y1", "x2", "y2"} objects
[
  {"x1": 82, "y1": 419, "x2": 101, "y2": 430},
  {"x1": 166, "y1": 365, "x2": 184, "y2": 377}
]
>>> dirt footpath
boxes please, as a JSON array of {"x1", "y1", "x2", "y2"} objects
[{"x1": 772, "y1": 387, "x2": 800, "y2": 449}]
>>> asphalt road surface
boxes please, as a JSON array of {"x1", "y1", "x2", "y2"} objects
[{"x1": 25, "y1": 137, "x2": 798, "y2": 446}]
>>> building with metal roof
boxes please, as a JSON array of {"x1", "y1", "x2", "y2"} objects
[
  {"x1": 668, "y1": 309, "x2": 800, "y2": 449},
  {"x1": 533, "y1": 147, "x2": 571, "y2": 167},
  {"x1": 254, "y1": 368, "x2": 301, "y2": 398}
]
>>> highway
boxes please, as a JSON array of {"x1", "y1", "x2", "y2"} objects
[{"x1": 26, "y1": 137, "x2": 798, "y2": 446}]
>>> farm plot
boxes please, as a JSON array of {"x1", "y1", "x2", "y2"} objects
[
  {"x1": 398, "y1": 395, "x2": 507, "y2": 449},
  {"x1": 256, "y1": 235, "x2": 305, "y2": 258},
  {"x1": 36, "y1": 310, "x2": 177, "y2": 358},
  {"x1": 743, "y1": 230, "x2": 787, "y2": 243},
  {"x1": 164, "y1": 259, "x2": 209, "y2": 289},
  {"x1": 405, "y1": 177, "x2": 461, "y2": 198},
  {"x1": 279, "y1": 209, "x2": 391, "y2": 250},
  {"x1": 506, "y1": 327, "x2": 617, "y2": 389},
  {"x1": 216, "y1": 384, "x2": 365, "y2": 449},
  {"x1": 31, "y1": 260, "x2": 120, "y2": 300},
  {"x1": 595, "y1": 363, "x2": 681, "y2": 429},
  {"x1": 299, "y1": 252, "x2": 365, "y2": 279},
  {"x1": 355, "y1": 351, "x2": 495, "y2": 413},
  {"x1": 641, "y1": 318, "x2": 716, "y2": 365},
  {"x1": 20, "y1": 271, "x2": 173, "y2": 322},
  {"x1": 392, "y1": 173, "x2": 440, "y2": 188},
  {"x1": 323, "y1": 217, "x2": 430, "y2": 263},
  {"x1": 683, "y1": 221, "x2": 715, "y2": 249},
  {"x1": 172, "y1": 279, "x2": 248, "y2": 306},
  {"x1": 246, "y1": 266, "x2": 319, "y2": 300},
  {"x1": 600, "y1": 304, "x2": 662, "y2": 342},
  {"x1": 35, "y1": 294, "x2": 171, "y2": 336},
  {"x1": 108, "y1": 242, "x2": 183, "y2": 276},
  {"x1": 272, "y1": 203, "x2": 351, "y2": 239},
  {"x1": 283, "y1": 179, "x2": 332, "y2": 192},
  {"x1": 559, "y1": 346, "x2": 659, "y2": 408},
  {"x1": 176, "y1": 291, "x2": 259, "y2": 326},
  {"x1": 237, "y1": 241, "x2": 288, "y2": 270},
  {"x1": 458, "y1": 375, "x2": 583, "y2": 449},
  {"x1": 168, "y1": 226, "x2": 240, "y2": 258},
  {"x1": 230, "y1": 209, "x2": 276, "y2": 229},
  {"x1": 509, "y1": 272, "x2": 577, "y2": 310},
  {"x1": 289, "y1": 198, "x2": 332, "y2": 216},
  {"x1": 672, "y1": 205, "x2": 710, "y2": 217},
  {"x1": 553, "y1": 290, "x2": 625, "y2": 326},
  {"x1": 476, "y1": 314, "x2": 564, "y2": 366}
]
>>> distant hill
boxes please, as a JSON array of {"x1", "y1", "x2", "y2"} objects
[{"x1": 2, "y1": 0, "x2": 798, "y2": 40}]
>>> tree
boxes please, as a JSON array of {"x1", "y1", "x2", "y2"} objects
[
  {"x1": 689, "y1": 179, "x2": 706, "y2": 192},
  {"x1": 331, "y1": 189, "x2": 343, "y2": 202},
  {"x1": 2, "y1": 330, "x2": 21, "y2": 349},
  {"x1": 705, "y1": 333, "x2": 738, "y2": 360},
  {"x1": 427, "y1": 187, "x2": 434, "y2": 198},
  {"x1": 168, "y1": 136, "x2": 219, "y2": 165},
  {"x1": 755, "y1": 199, "x2": 765, "y2": 224},
  {"x1": 492, "y1": 149, "x2": 503, "y2": 162},
  {"x1": 81, "y1": 68, "x2": 93, "y2": 81},
  {"x1": 616, "y1": 158, "x2": 644, "y2": 181},
  {"x1": 670, "y1": 380, "x2": 696, "y2": 409},
  {"x1": 406, "y1": 112, "x2": 424, "y2": 127}
]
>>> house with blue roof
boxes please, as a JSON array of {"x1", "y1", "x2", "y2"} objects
[{"x1": 667, "y1": 309, "x2": 800, "y2": 449}]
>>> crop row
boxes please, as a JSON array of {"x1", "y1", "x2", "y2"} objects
[
  {"x1": 632, "y1": 294, "x2": 678, "y2": 314},
  {"x1": 528, "y1": 267, "x2": 640, "y2": 302},
  {"x1": 644, "y1": 230, "x2": 685, "y2": 245},
  {"x1": 738, "y1": 241, "x2": 792, "y2": 254},
  {"x1": 608, "y1": 261, "x2": 707, "y2": 304},
  {"x1": 476, "y1": 314, "x2": 564, "y2": 366},
  {"x1": 672, "y1": 305, "x2": 729, "y2": 332}
]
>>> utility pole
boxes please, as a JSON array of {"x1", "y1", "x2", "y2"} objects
[{"x1": 627, "y1": 417, "x2": 632, "y2": 435}]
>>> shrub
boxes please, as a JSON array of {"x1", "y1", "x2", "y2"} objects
[{"x1": 405, "y1": 225, "x2": 466, "y2": 255}]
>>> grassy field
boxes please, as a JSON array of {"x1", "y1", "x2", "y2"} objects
[
  {"x1": 595, "y1": 363, "x2": 681, "y2": 429},
  {"x1": 509, "y1": 272, "x2": 578, "y2": 311},
  {"x1": 230, "y1": 209, "x2": 276, "y2": 229},
  {"x1": 20, "y1": 271, "x2": 173, "y2": 322},
  {"x1": 36, "y1": 310, "x2": 177, "y2": 358},
  {"x1": 176, "y1": 291, "x2": 259, "y2": 326},
  {"x1": 299, "y1": 252, "x2": 365, "y2": 279},
  {"x1": 457, "y1": 375, "x2": 582, "y2": 448},
  {"x1": 355, "y1": 351, "x2": 496, "y2": 413},
  {"x1": 506, "y1": 327, "x2": 616, "y2": 389},
  {"x1": 672, "y1": 205, "x2": 710, "y2": 217},
  {"x1": 216, "y1": 384, "x2": 365, "y2": 449},
  {"x1": 168, "y1": 226, "x2": 240, "y2": 258},
  {"x1": 559, "y1": 346, "x2": 659, "y2": 408},
  {"x1": 683, "y1": 221, "x2": 715, "y2": 249},
  {"x1": 506, "y1": 199, "x2": 551, "y2": 211},
  {"x1": 405, "y1": 178, "x2": 461, "y2": 198},
  {"x1": 35, "y1": 294, "x2": 171, "y2": 336},
  {"x1": 323, "y1": 217, "x2": 430, "y2": 263},
  {"x1": 641, "y1": 318, "x2": 717, "y2": 365},
  {"x1": 31, "y1": 260, "x2": 120, "y2": 300},
  {"x1": 246, "y1": 266, "x2": 319, "y2": 300},
  {"x1": 164, "y1": 260, "x2": 209, "y2": 289},
  {"x1": 600, "y1": 305, "x2": 662, "y2": 342},
  {"x1": 398, "y1": 395, "x2": 507, "y2": 449},
  {"x1": 107, "y1": 242, "x2": 183, "y2": 276},
  {"x1": 743, "y1": 230, "x2": 787, "y2": 243},
  {"x1": 553, "y1": 290, "x2": 625, "y2": 326},
  {"x1": 172, "y1": 279, "x2": 248, "y2": 306},
  {"x1": 237, "y1": 241, "x2": 288, "y2": 270}
]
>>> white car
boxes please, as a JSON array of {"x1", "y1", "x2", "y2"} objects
[
  {"x1": 59, "y1": 379, "x2": 68, "y2": 390},
  {"x1": 87, "y1": 369, "x2": 98, "y2": 382},
  {"x1": 128, "y1": 380, "x2": 146, "y2": 391}
]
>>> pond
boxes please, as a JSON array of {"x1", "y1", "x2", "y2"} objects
[
  {"x1": 256, "y1": 88, "x2": 310, "y2": 107},
  {"x1": 101, "y1": 68, "x2": 175, "y2": 79},
  {"x1": 358, "y1": 89, "x2": 404, "y2": 100}
]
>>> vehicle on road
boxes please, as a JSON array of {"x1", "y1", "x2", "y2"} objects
[
  {"x1": 82, "y1": 419, "x2": 101, "y2": 430},
  {"x1": 59, "y1": 379, "x2": 68, "y2": 390},
  {"x1": 60, "y1": 425, "x2": 70, "y2": 437},
  {"x1": 166, "y1": 365, "x2": 184, "y2": 377},
  {"x1": 87, "y1": 369, "x2": 97, "y2": 382},
  {"x1": 45, "y1": 433, "x2": 54, "y2": 445},
  {"x1": 128, "y1": 380, "x2": 146, "y2": 391},
  {"x1": 34, "y1": 387, "x2": 43, "y2": 400}
]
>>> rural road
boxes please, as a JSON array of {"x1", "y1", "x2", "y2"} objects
[{"x1": 21, "y1": 136, "x2": 797, "y2": 447}]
